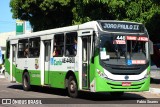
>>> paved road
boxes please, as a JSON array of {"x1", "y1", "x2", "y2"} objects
[
  {"x1": 150, "y1": 66, "x2": 160, "y2": 88},
  {"x1": 0, "y1": 75, "x2": 160, "y2": 107}
]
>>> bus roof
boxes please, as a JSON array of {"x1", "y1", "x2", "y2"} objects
[
  {"x1": 97, "y1": 20, "x2": 143, "y2": 24},
  {"x1": 7, "y1": 20, "x2": 144, "y2": 40}
]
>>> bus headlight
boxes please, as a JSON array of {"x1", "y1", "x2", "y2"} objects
[
  {"x1": 96, "y1": 69, "x2": 107, "y2": 78},
  {"x1": 144, "y1": 71, "x2": 150, "y2": 78}
]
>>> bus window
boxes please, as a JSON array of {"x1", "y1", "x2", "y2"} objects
[
  {"x1": 18, "y1": 39, "x2": 28, "y2": 58},
  {"x1": 45, "y1": 41, "x2": 51, "y2": 61},
  {"x1": 6, "y1": 41, "x2": 10, "y2": 59},
  {"x1": 29, "y1": 37, "x2": 40, "y2": 58},
  {"x1": 53, "y1": 34, "x2": 64, "y2": 57},
  {"x1": 65, "y1": 32, "x2": 77, "y2": 56},
  {"x1": 82, "y1": 38, "x2": 87, "y2": 61},
  {"x1": 13, "y1": 45, "x2": 16, "y2": 62}
]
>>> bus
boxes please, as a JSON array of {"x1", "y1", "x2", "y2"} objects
[{"x1": 5, "y1": 20, "x2": 153, "y2": 98}]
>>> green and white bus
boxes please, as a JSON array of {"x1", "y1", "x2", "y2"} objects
[{"x1": 5, "y1": 20, "x2": 153, "y2": 97}]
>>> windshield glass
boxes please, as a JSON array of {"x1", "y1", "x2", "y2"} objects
[{"x1": 100, "y1": 34, "x2": 148, "y2": 65}]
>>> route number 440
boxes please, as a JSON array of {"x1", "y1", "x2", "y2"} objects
[{"x1": 116, "y1": 36, "x2": 125, "y2": 40}]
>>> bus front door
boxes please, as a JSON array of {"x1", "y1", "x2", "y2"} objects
[
  {"x1": 44, "y1": 41, "x2": 51, "y2": 85},
  {"x1": 82, "y1": 36, "x2": 91, "y2": 89}
]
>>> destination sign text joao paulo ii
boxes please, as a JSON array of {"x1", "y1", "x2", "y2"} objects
[{"x1": 100, "y1": 22, "x2": 144, "y2": 33}]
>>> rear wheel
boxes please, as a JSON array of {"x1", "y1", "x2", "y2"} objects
[
  {"x1": 67, "y1": 76, "x2": 78, "y2": 98},
  {"x1": 22, "y1": 72, "x2": 31, "y2": 91}
]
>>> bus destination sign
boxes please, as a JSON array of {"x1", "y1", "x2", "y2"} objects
[{"x1": 100, "y1": 22, "x2": 144, "y2": 33}]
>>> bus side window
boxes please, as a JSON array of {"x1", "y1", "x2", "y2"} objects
[
  {"x1": 18, "y1": 39, "x2": 28, "y2": 58},
  {"x1": 6, "y1": 41, "x2": 10, "y2": 59},
  {"x1": 29, "y1": 37, "x2": 40, "y2": 58},
  {"x1": 65, "y1": 32, "x2": 77, "y2": 56},
  {"x1": 53, "y1": 34, "x2": 64, "y2": 57}
]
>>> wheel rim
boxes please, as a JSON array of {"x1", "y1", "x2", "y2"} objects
[
  {"x1": 24, "y1": 76, "x2": 27, "y2": 88},
  {"x1": 70, "y1": 80, "x2": 76, "y2": 93}
]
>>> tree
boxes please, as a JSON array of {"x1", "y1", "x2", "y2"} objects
[
  {"x1": 73, "y1": 0, "x2": 160, "y2": 42},
  {"x1": 73, "y1": 0, "x2": 126, "y2": 24},
  {"x1": 10, "y1": 0, "x2": 160, "y2": 42},
  {"x1": 10, "y1": 0, "x2": 74, "y2": 31}
]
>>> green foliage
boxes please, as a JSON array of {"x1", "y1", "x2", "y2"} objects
[
  {"x1": 10, "y1": 0, "x2": 74, "y2": 31},
  {"x1": 10, "y1": 0, "x2": 160, "y2": 42}
]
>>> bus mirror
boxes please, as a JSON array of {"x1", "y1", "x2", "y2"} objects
[{"x1": 149, "y1": 40, "x2": 154, "y2": 55}]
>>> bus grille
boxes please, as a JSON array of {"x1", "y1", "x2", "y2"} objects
[
  {"x1": 104, "y1": 62, "x2": 149, "y2": 75},
  {"x1": 107, "y1": 82, "x2": 145, "y2": 90}
]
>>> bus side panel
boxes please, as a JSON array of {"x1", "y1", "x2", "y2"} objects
[
  {"x1": 12, "y1": 66, "x2": 41, "y2": 85},
  {"x1": 89, "y1": 59, "x2": 96, "y2": 91},
  {"x1": 49, "y1": 57, "x2": 79, "y2": 89},
  {"x1": 29, "y1": 70, "x2": 41, "y2": 85},
  {"x1": 5, "y1": 59, "x2": 10, "y2": 80},
  {"x1": 15, "y1": 67, "x2": 23, "y2": 83},
  {"x1": 44, "y1": 70, "x2": 49, "y2": 84},
  {"x1": 28, "y1": 58, "x2": 41, "y2": 86},
  {"x1": 5, "y1": 59, "x2": 17, "y2": 82},
  {"x1": 89, "y1": 48, "x2": 98, "y2": 87},
  {"x1": 15, "y1": 69, "x2": 41, "y2": 86},
  {"x1": 12, "y1": 63, "x2": 16, "y2": 80},
  {"x1": 5, "y1": 59, "x2": 10, "y2": 74},
  {"x1": 49, "y1": 71, "x2": 79, "y2": 89},
  {"x1": 74, "y1": 71, "x2": 79, "y2": 88},
  {"x1": 15, "y1": 58, "x2": 41, "y2": 86},
  {"x1": 49, "y1": 71, "x2": 66, "y2": 88}
]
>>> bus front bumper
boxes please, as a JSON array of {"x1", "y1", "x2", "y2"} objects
[{"x1": 94, "y1": 76, "x2": 150, "y2": 92}]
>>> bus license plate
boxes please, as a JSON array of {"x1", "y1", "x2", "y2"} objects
[{"x1": 122, "y1": 82, "x2": 131, "y2": 86}]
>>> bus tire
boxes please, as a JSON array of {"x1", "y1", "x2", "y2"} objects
[
  {"x1": 110, "y1": 92, "x2": 124, "y2": 96},
  {"x1": 67, "y1": 76, "x2": 78, "y2": 98},
  {"x1": 22, "y1": 72, "x2": 31, "y2": 91}
]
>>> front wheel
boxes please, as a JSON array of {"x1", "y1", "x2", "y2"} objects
[
  {"x1": 67, "y1": 76, "x2": 78, "y2": 98},
  {"x1": 22, "y1": 72, "x2": 31, "y2": 91}
]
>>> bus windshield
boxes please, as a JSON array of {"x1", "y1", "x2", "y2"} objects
[{"x1": 100, "y1": 34, "x2": 149, "y2": 65}]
